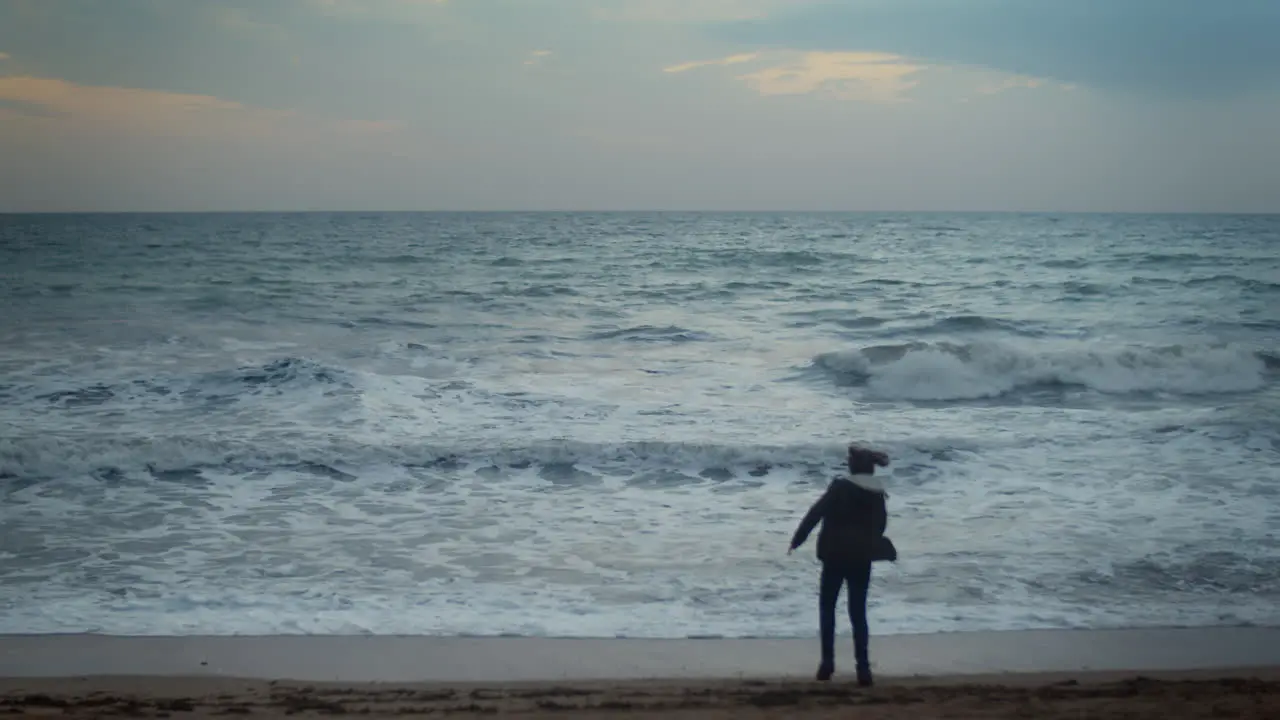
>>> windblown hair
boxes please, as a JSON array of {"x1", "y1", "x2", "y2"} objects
[{"x1": 847, "y1": 444, "x2": 890, "y2": 475}]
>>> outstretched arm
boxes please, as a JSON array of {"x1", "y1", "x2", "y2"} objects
[{"x1": 788, "y1": 488, "x2": 829, "y2": 552}]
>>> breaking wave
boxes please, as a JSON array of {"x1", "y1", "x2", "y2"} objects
[
  {"x1": 24, "y1": 357, "x2": 354, "y2": 411},
  {"x1": 811, "y1": 342, "x2": 1275, "y2": 401},
  {"x1": 0, "y1": 437, "x2": 856, "y2": 482}
]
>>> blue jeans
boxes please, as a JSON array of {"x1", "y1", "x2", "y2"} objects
[{"x1": 819, "y1": 561, "x2": 872, "y2": 668}]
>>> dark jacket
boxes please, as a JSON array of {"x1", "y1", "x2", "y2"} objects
[{"x1": 790, "y1": 475, "x2": 888, "y2": 565}]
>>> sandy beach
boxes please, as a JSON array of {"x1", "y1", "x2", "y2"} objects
[
  {"x1": 4, "y1": 669, "x2": 1280, "y2": 718},
  {"x1": 3, "y1": 629, "x2": 1279, "y2": 717}
]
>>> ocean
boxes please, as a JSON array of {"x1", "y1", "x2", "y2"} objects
[{"x1": 1, "y1": 212, "x2": 1277, "y2": 638}]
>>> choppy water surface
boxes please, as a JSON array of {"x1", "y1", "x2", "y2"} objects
[{"x1": 1, "y1": 212, "x2": 1277, "y2": 636}]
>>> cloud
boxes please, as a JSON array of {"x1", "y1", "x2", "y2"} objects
[
  {"x1": 330, "y1": 119, "x2": 405, "y2": 135},
  {"x1": 0, "y1": 75, "x2": 242, "y2": 123},
  {"x1": 0, "y1": 52, "x2": 9, "y2": 61},
  {"x1": 207, "y1": 5, "x2": 292, "y2": 43},
  {"x1": 0, "y1": 75, "x2": 399, "y2": 140},
  {"x1": 738, "y1": 51, "x2": 923, "y2": 103},
  {"x1": 664, "y1": 50, "x2": 924, "y2": 104},
  {"x1": 302, "y1": 0, "x2": 450, "y2": 24},
  {"x1": 592, "y1": 1, "x2": 799, "y2": 23},
  {"x1": 713, "y1": 0, "x2": 1280, "y2": 99},
  {"x1": 977, "y1": 75, "x2": 1045, "y2": 96},
  {"x1": 524, "y1": 49, "x2": 552, "y2": 67},
  {"x1": 663, "y1": 53, "x2": 759, "y2": 74},
  {"x1": 309, "y1": 0, "x2": 447, "y2": 14}
]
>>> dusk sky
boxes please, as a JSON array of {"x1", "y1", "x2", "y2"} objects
[{"x1": 2, "y1": 0, "x2": 1279, "y2": 212}]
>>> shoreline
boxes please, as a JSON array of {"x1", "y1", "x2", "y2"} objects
[
  {"x1": 4, "y1": 627, "x2": 1279, "y2": 682},
  {"x1": 3, "y1": 628, "x2": 1280, "y2": 716},
  {"x1": 4, "y1": 669, "x2": 1279, "y2": 719}
]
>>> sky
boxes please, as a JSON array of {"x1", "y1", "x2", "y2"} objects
[{"x1": 1, "y1": 0, "x2": 1279, "y2": 212}]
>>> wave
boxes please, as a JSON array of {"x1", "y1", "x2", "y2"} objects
[
  {"x1": 738, "y1": 249, "x2": 827, "y2": 267},
  {"x1": 0, "y1": 437, "x2": 861, "y2": 482},
  {"x1": 1126, "y1": 251, "x2": 1211, "y2": 266},
  {"x1": 585, "y1": 325, "x2": 713, "y2": 343},
  {"x1": 28, "y1": 357, "x2": 353, "y2": 409},
  {"x1": 784, "y1": 311, "x2": 1041, "y2": 337},
  {"x1": 696, "y1": 248, "x2": 850, "y2": 270},
  {"x1": 1184, "y1": 275, "x2": 1280, "y2": 292},
  {"x1": 1041, "y1": 258, "x2": 1090, "y2": 269},
  {"x1": 918, "y1": 315, "x2": 1037, "y2": 335},
  {"x1": 1061, "y1": 281, "x2": 1109, "y2": 296},
  {"x1": 811, "y1": 341, "x2": 1274, "y2": 401},
  {"x1": 510, "y1": 284, "x2": 581, "y2": 298},
  {"x1": 221, "y1": 357, "x2": 349, "y2": 388},
  {"x1": 1079, "y1": 552, "x2": 1280, "y2": 596}
]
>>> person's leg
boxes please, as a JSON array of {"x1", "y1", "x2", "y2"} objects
[
  {"x1": 817, "y1": 562, "x2": 842, "y2": 679},
  {"x1": 845, "y1": 561, "x2": 873, "y2": 685}
]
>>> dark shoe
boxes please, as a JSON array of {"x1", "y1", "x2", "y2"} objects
[
  {"x1": 856, "y1": 664, "x2": 873, "y2": 687},
  {"x1": 816, "y1": 662, "x2": 834, "y2": 682}
]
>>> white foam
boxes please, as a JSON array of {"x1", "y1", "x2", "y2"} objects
[
  {"x1": 3, "y1": 416, "x2": 1278, "y2": 637},
  {"x1": 819, "y1": 341, "x2": 1270, "y2": 401},
  {"x1": 2, "y1": 314, "x2": 1277, "y2": 639}
]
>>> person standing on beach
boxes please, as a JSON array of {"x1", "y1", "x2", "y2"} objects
[{"x1": 788, "y1": 444, "x2": 892, "y2": 686}]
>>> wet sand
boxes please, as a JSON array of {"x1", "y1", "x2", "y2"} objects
[
  {"x1": 2, "y1": 629, "x2": 1279, "y2": 717},
  {"x1": 4, "y1": 670, "x2": 1280, "y2": 718}
]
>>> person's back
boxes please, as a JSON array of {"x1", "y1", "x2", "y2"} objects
[
  {"x1": 788, "y1": 444, "x2": 892, "y2": 685},
  {"x1": 812, "y1": 477, "x2": 887, "y2": 566}
]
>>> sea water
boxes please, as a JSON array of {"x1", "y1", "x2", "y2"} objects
[{"x1": 1, "y1": 212, "x2": 1277, "y2": 637}]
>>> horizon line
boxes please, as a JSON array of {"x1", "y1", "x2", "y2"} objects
[{"x1": 3, "y1": 209, "x2": 1279, "y2": 216}]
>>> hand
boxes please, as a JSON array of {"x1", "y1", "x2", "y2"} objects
[{"x1": 786, "y1": 546, "x2": 794, "y2": 556}]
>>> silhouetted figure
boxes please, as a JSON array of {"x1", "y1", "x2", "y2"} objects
[{"x1": 789, "y1": 444, "x2": 894, "y2": 685}]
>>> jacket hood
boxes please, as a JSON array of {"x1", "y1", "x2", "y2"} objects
[{"x1": 841, "y1": 472, "x2": 886, "y2": 493}]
